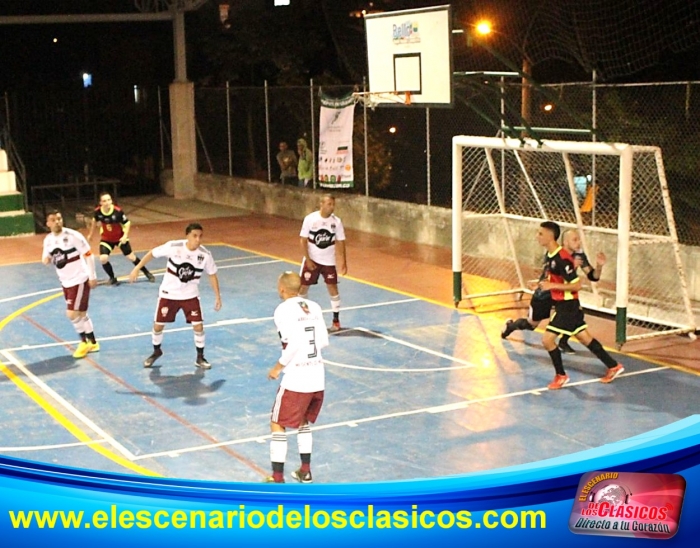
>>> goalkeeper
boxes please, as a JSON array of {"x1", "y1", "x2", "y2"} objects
[{"x1": 501, "y1": 229, "x2": 605, "y2": 354}]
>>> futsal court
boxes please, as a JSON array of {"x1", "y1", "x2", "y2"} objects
[{"x1": 2, "y1": 208, "x2": 699, "y2": 484}]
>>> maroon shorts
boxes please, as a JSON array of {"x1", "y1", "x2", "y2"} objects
[
  {"x1": 270, "y1": 387, "x2": 324, "y2": 428},
  {"x1": 300, "y1": 261, "x2": 338, "y2": 286},
  {"x1": 63, "y1": 281, "x2": 91, "y2": 312},
  {"x1": 154, "y1": 297, "x2": 203, "y2": 324}
]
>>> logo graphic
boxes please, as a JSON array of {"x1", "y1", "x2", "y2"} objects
[
  {"x1": 197, "y1": 254, "x2": 204, "y2": 262},
  {"x1": 569, "y1": 471, "x2": 686, "y2": 539},
  {"x1": 177, "y1": 263, "x2": 196, "y2": 282},
  {"x1": 298, "y1": 301, "x2": 310, "y2": 315},
  {"x1": 312, "y1": 229, "x2": 334, "y2": 249},
  {"x1": 160, "y1": 307, "x2": 169, "y2": 316},
  {"x1": 392, "y1": 21, "x2": 420, "y2": 44}
]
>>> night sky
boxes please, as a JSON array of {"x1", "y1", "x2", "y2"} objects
[{"x1": 2, "y1": 0, "x2": 700, "y2": 91}]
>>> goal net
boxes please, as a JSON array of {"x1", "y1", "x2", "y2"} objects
[{"x1": 452, "y1": 136, "x2": 696, "y2": 346}]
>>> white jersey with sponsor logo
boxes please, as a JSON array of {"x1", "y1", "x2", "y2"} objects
[
  {"x1": 299, "y1": 211, "x2": 345, "y2": 266},
  {"x1": 151, "y1": 240, "x2": 218, "y2": 300},
  {"x1": 42, "y1": 227, "x2": 94, "y2": 288},
  {"x1": 274, "y1": 296, "x2": 329, "y2": 393}
]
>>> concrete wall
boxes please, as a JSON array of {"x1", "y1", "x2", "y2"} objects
[{"x1": 162, "y1": 170, "x2": 700, "y2": 303}]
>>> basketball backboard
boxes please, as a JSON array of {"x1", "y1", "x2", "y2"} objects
[{"x1": 363, "y1": 5, "x2": 452, "y2": 107}]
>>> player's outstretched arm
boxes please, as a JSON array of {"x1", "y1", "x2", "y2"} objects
[
  {"x1": 300, "y1": 236, "x2": 316, "y2": 270},
  {"x1": 129, "y1": 250, "x2": 154, "y2": 283},
  {"x1": 336, "y1": 240, "x2": 347, "y2": 276},
  {"x1": 86, "y1": 217, "x2": 97, "y2": 241},
  {"x1": 119, "y1": 220, "x2": 131, "y2": 244},
  {"x1": 209, "y1": 273, "x2": 222, "y2": 311}
]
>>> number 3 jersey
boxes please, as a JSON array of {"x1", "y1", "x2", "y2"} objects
[
  {"x1": 151, "y1": 240, "x2": 218, "y2": 300},
  {"x1": 299, "y1": 211, "x2": 345, "y2": 266},
  {"x1": 42, "y1": 227, "x2": 95, "y2": 288},
  {"x1": 274, "y1": 296, "x2": 329, "y2": 393}
]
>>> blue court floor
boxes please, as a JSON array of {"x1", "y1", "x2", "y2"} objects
[{"x1": 1, "y1": 244, "x2": 698, "y2": 483}]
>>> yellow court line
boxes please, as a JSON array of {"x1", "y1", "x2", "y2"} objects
[
  {"x1": 0, "y1": 293, "x2": 63, "y2": 330},
  {"x1": 0, "y1": 293, "x2": 161, "y2": 477},
  {"x1": 218, "y1": 242, "x2": 452, "y2": 309},
  {"x1": 0, "y1": 361, "x2": 160, "y2": 477}
]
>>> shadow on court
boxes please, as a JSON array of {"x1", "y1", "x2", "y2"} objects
[{"x1": 116, "y1": 367, "x2": 226, "y2": 406}]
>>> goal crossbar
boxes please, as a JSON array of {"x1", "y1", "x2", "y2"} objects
[{"x1": 452, "y1": 136, "x2": 696, "y2": 346}]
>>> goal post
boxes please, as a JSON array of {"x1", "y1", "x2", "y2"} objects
[{"x1": 452, "y1": 136, "x2": 696, "y2": 346}]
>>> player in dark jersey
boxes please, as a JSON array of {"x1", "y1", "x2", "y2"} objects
[
  {"x1": 87, "y1": 192, "x2": 155, "y2": 285},
  {"x1": 501, "y1": 254, "x2": 576, "y2": 352},
  {"x1": 538, "y1": 221, "x2": 624, "y2": 390},
  {"x1": 502, "y1": 230, "x2": 605, "y2": 354}
]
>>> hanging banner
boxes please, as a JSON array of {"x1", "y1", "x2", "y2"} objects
[{"x1": 318, "y1": 93, "x2": 355, "y2": 189}]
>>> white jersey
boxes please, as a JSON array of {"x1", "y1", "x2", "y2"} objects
[
  {"x1": 42, "y1": 227, "x2": 95, "y2": 288},
  {"x1": 151, "y1": 240, "x2": 218, "y2": 300},
  {"x1": 274, "y1": 296, "x2": 329, "y2": 393},
  {"x1": 300, "y1": 211, "x2": 345, "y2": 266}
]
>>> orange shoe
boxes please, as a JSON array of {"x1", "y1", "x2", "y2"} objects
[
  {"x1": 547, "y1": 374, "x2": 570, "y2": 390},
  {"x1": 601, "y1": 364, "x2": 625, "y2": 384}
]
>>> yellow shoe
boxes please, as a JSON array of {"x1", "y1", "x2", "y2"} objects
[
  {"x1": 73, "y1": 341, "x2": 91, "y2": 359},
  {"x1": 88, "y1": 342, "x2": 100, "y2": 353}
]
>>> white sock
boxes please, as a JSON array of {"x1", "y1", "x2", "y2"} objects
[
  {"x1": 330, "y1": 294, "x2": 341, "y2": 313},
  {"x1": 298, "y1": 424, "x2": 312, "y2": 455},
  {"x1": 270, "y1": 432, "x2": 288, "y2": 465},
  {"x1": 152, "y1": 328, "x2": 164, "y2": 346},
  {"x1": 83, "y1": 315, "x2": 94, "y2": 335},
  {"x1": 194, "y1": 329, "x2": 205, "y2": 349},
  {"x1": 71, "y1": 316, "x2": 85, "y2": 335}
]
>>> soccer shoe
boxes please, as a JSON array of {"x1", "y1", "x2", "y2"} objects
[
  {"x1": 145, "y1": 272, "x2": 156, "y2": 283},
  {"x1": 108, "y1": 278, "x2": 120, "y2": 286},
  {"x1": 143, "y1": 349, "x2": 163, "y2": 368},
  {"x1": 558, "y1": 340, "x2": 576, "y2": 354},
  {"x1": 600, "y1": 364, "x2": 625, "y2": 384},
  {"x1": 88, "y1": 342, "x2": 100, "y2": 353},
  {"x1": 291, "y1": 468, "x2": 313, "y2": 484},
  {"x1": 501, "y1": 319, "x2": 515, "y2": 339},
  {"x1": 328, "y1": 320, "x2": 342, "y2": 333},
  {"x1": 547, "y1": 374, "x2": 570, "y2": 390},
  {"x1": 72, "y1": 341, "x2": 92, "y2": 359},
  {"x1": 195, "y1": 355, "x2": 212, "y2": 370},
  {"x1": 263, "y1": 476, "x2": 285, "y2": 484}
]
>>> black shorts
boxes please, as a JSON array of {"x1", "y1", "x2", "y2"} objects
[
  {"x1": 546, "y1": 299, "x2": 587, "y2": 336},
  {"x1": 100, "y1": 240, "x2": 132, "y2": 257},
  {"x1": 529, "y1": 295, "x2": 553, "y2": 323}
]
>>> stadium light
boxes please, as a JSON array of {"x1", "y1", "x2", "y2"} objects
[{"x1": 475, "y1": 20, "x2": 492, "y2": 36}]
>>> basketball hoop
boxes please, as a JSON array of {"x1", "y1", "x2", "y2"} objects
[{"x1": 352, "y1": 91, "x2": 412, "y2": 110}]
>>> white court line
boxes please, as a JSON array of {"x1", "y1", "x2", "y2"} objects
[
  {"x1": 325, "y1": 359, "x2": 473, "y2": 372},
  {"x1": 132, "y1": 366, "x2": 670, "y2": 461},
  {"x1": 4, "y1": 298, "x2": 419, "y2": 353},
  {"x1": 350, "y1": 327, "x2": 474, "y2": 367},
  {"x1": 0, "y1": 439, "x2": 108, "y2": 453},
  {"x1": 0, "y1": 258, "x2": 280, "y2": 305},
  {"x1": 0, "y1": 288, "x2": 61, "y2": 305},
  {"x1": 0, "y1": 349, "x2": 138, "y2": 460}
]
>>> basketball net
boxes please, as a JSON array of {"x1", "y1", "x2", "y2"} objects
[{"x1": 352, "y1": 91, "x2": 412, "y2": 110}]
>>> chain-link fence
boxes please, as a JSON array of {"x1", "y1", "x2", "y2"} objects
[{"x1": 190, "y1": 80, "x2": 700, "y2": 246}]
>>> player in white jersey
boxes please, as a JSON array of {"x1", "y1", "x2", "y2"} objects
[
  {"x1": 299, "y1": 194, "x2": 347, "y2": 332},
  {"x1": 129, "y1": 223, "x2": 222, "y2": 369},
  {"x1": 265, "y1": 271, "x2": 329, "y2": 484},
  {"x1": 42, "y1": 210, "x2": 99, "y2": 359}
]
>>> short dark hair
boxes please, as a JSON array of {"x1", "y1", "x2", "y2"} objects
[
  {"x1": 540, "y1": 221, "x2": 561, "y2": 241},
  {"x1": 45, "y1": 209, "x2": 61, "y2": 221},
  {"x1": 185, "y1": 222, "x2": 203, "y2": 235},
  {"x1": 99, "y1": 191, "x2": 112, "y2": 200}
]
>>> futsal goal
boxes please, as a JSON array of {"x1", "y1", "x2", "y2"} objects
[{"x1": 451, "y1": 136, "x2": 696, "y2": 346}]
